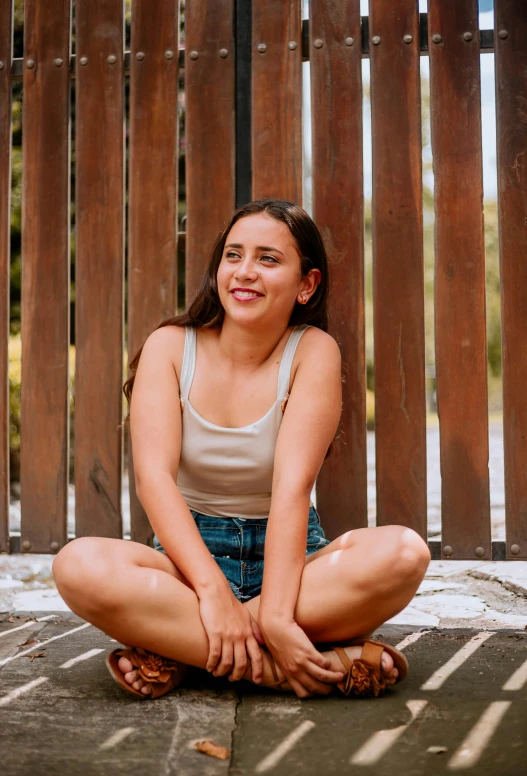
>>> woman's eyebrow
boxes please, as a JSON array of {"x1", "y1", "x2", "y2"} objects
[{"x1": 225, "y1": 242, "x2": 285, "y2": 256}]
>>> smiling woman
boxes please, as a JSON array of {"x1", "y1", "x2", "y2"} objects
[{"x1": 52, "y1": 199, "x2": 430, "y2": 703}]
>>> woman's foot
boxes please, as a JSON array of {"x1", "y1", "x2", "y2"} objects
[
  {"x1": 117, "y1": 656, "x2": 153, "y2": 696},
  {"x1": 251, "y1": 644, "x2": 398, "y2": 691}
]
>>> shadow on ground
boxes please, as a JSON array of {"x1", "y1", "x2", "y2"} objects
[{"x1": 0, "y1": 613, "x2": 525, "y2": 776}]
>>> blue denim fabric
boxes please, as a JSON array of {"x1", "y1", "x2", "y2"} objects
[{"x1": 152, "y1": 505, "x2": 330, "y2": 602}]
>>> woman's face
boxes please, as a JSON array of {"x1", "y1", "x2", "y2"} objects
[{"x1": 216, "y1": 213, "x2": 320, "y2": 327}]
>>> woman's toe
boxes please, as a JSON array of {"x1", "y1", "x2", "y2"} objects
[
  {"x1": 141, "y1": 684, "x2": 152, "y2": 695},
  {"x1": 124, "y1": 669, "x2": 138, "y2": 685},
  {"x1": 380, "y1": 651, "x2": 394, "y2": 675},
  {"x1": 118, "y1": 656, "x2": 133, "y2": 673}
]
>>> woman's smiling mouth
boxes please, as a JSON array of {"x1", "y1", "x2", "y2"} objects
[{"x1": 230, "y1": 288, "x2": 264, "y2": 301}]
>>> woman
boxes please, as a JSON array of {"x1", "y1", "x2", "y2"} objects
[{"x1": 53, "y1": 199, "x2": 430, "y2": 700}]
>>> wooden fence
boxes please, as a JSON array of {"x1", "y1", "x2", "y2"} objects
[{"x1": 1, "y1": 0, "x2": 526, "y2": 560}]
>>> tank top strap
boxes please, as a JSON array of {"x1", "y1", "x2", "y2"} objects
[
  {"x1": 276, "y1": 324, "x2": 311, "y2": 400},
  {"x1": 179, "y1": 326, "x2": 197, "y2": 399}
]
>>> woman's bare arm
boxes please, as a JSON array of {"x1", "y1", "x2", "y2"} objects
[
  {"x1": 259, "y1": 328, "x2": 342, "y2": 621},
  {"x1": 130, "y1": 327, "x2": 229, "y2": 595},
  {"x1": 130, "y1": 327, "x2": 264, "y2": 681},
  {"x1": 257, "y1": 329, "x2": 343, "y2": 695}
]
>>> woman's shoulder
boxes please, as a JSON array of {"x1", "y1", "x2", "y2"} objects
[
  {"x1": 143, "y1": 324, "x2": 188, "y2": 381},
  {"x1": 289, "y1": 326, "x2": 341, "y2": 390},
  {"x1": 296, "y1": 325, "x2": 340, "y2": 359}
]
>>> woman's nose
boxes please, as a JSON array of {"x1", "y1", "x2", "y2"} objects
[{"x1": 234, "y1": 257, "x2": 258, "y2": 280}]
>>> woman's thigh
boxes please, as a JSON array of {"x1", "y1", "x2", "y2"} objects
[
  {"x1": 52, "y1": 536, "x2": 192, "y2": 604},
  {"x1": 244, "y1": 525, "x2": 430, "y2": 641}
]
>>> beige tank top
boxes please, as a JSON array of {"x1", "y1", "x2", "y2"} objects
[{"x1": 176, "y1": 324, "x2": 311, "y2": 518}]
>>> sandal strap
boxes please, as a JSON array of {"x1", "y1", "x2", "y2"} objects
[
  {"x1": 331, "y1": 640, "x2": 387, "y2": 698},
  {"x1": 266, "y1": 650, "x2": 281, "y2": 684}
]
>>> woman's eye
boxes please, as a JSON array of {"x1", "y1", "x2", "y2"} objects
[
  {"x1": 226, "y1": 252, "x2": 240, "y2": 259},
  {"x1": 260, "y1": 255, "x2": 278, "y2": 263}
]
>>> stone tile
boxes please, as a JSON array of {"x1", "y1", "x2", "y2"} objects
[{"x1": 469, "y1": 562, "x2": 527, "y2": 598}]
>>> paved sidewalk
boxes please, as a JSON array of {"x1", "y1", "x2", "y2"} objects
[{"x1": 0, "y1": 614, "x2": 525, "y2": 775}]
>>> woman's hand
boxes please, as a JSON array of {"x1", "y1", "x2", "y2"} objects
[
  {"x1": 260, "y1": 617, "x2": 345, "y2": 698},
  {"x1": 198, "y1": 586, "x2": 264, "y2": 683}
]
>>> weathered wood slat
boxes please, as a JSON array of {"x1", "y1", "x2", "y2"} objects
[
  {"x1": 185, "y1": 0, "x2": 235, "y2": 305},
  {"x1": 74, "y1": 0, "x2": 124, "y2": 539},
  {"x1": 370, "y1": 1, "x2": 427, "y2": 537},
  {"x1": 0, "y1": 0, "x2": 13, "y2": 553},
  {"x1": 495, "y1": 0, "x2": 527, "y2": 560},
  {"x1": 127, "y1": 0, "x2": 180, "y2": 545},
  {"x1": 20, "y1": 0, "x2": 71, "y2": 554},
  {"x1": 252, "y1": 0, "x2": 302, "y2": 203},
  {"x1": 428, "y1": 0, "x2": 491, "y2": 560},
  {"x1": 310, "y1": 0, "x2": 367, "y2": 538}
]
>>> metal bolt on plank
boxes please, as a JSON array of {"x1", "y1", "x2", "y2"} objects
[
  {"x1": 219, "y1": 48, "x2": 229, "y2": 58},
  {"x1": 345, "y1": 37, "x2": 354, "y2": 46},
  {"x1": 511, "y1": 544, "x2": 521, "y2": 555},
  {"x1": 372, "y1": 36, "x2": 381, "y2": 45},
  {"x1": 189, "y1": 50, "x2": 199, "y2": 60},
  {"x1": 498, "y1": 29, "x2": 508, "y2": 39},
  {"x1": 257, "y1": 43, "x2": 267, "y2": 53},
  {"x1": 26, "y1": 59, "x2": 35, "y2": 68},
  {"x1": 403, "y1": 35, "x2": 413, "y2": 44},
  {"x1": 164, "y1": 50, "x2": 174, "y2": 59},
  {"x1": 136, "y1": 51, "x2": 145, "y2": 60},
  {"x1": 288, "y1": 41, "x2": 298, "y2": 50},
  {"x1": 463, "y1": 32, "x2": 473, "y2": 41},
  {"x1": 107, "y1": 55, "x2": 117, "y2": 64},
  {"x1": 80, "y1": 56, "x2": 88, "y2": 66},
  {"x1": 313, "y1": 39, "x2": 323, "y2": 49},
  {"x1": 54, "y1": 58, "x2": 63, "y2": 66},
  {"x1": 432, "y1": 33, "x2": 443, "y2": 43}
]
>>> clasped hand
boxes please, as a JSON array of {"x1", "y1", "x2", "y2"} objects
[
  {"x1": 199, "y1": 587, "x2": 344, "y2": 697},
  {"x1": 259, "y1": 617, "x2": 345, "y2": 698},
  {"x1": 199, "y1": 587, "x2": 265, "y2": 682}
]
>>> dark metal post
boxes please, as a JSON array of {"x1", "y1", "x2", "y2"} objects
[{"x1": 235, "y1": 0, "x2": 252, "y2": 206}]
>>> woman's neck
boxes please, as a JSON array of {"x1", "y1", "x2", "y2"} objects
[{"x1": 215, "y1": 317, "x2": 291, "y2": 369}]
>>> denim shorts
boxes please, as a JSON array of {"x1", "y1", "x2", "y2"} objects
[{"x1": 152, "y1": 505, "x2": 330, "y2": 603}]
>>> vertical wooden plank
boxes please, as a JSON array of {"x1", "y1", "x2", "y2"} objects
[
  {"x1": 185, "y1": 0, "x2": 235, "y2": 304},
  {"x1": 0, "y1": 0, "x2": 13, "y2": 552},
  {"x1": 495, "y1": 1, "x2": 527, "y2": 560},
  {"x1": 128, "y1": 0, "x2": 179, "y2": 545},
  {"x1": 20, "y1": 0, "x2": 71, "y2": 554},
  {"x1": 428, "y1": 1, "x2": 491, "y2": 560},
  {"x1": 75, "y1": 0, "x2": 124, "y2": 538},
  {"x1": 252, "y1": 0, "x2": 302, "y2": 203},
  {"x1": 310, "y1": 0, "x2": 367, "y2": 538},
  {"x1": 370, "y1": 1, "x2": 427, "y2": 536}
]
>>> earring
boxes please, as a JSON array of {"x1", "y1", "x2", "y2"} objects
[{"x1": 301, "y1": 296, "x2": 308, "y2": 304}]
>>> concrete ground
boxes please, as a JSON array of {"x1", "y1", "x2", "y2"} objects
[
  {"x1": 0, "y1": 613, "x2": 525, "y2": 775},
  {"x1": 1, "y1": 556, "x2": 526, "y2": 775}
]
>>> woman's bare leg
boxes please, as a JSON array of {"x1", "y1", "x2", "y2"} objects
[{"x1": 52, "y1": 525, "x2": 429, "y2": 695}]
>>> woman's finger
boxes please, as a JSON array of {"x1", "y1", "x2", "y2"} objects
[
  {"x1": 305, "y1": 661, "x2": 345, "y2": 685},
  {"x1": 206, "y1": 636, "x2": 222, "y2": 673},
  {"x1": 287, "y1": 674, "x2": 314, "y2": 700},
  {"x1": 296, "y1": 670, "x2": 333, "y2": 696},
  {"x1": 245, "y1": 636, "x2": 263, "y2": 683},
  {"x1": 308, "y1": 648, "x2": 332, "y2": 671},
  {"x1": 213, "y1": 641, "x2": 234, "y2": 677},
  {"x1": 229, "y1": 641, "x2": 248, "y2": 682}
]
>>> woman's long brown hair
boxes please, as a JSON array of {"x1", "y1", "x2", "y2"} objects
[{"x1": 122, "y1": 199, "x2": 331, "y2": 429}]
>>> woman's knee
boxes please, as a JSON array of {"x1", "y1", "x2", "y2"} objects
[
  {"x1": 388, "y1": 526, "x2": 431, "y2": 585},
  {"x1": 52, "y1": 537, "x2": 117, "y2": 610}
]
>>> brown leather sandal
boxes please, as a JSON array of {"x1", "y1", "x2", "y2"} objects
[
  {"x1": 328, "y1": 638, "x2": 409, "y2": 697},
  {"x1": 260, "y1": 638, "x2": 408, "y2": 698},
  {"x1": 106, "y1": 646, "x2": 188, "y2": 699}
]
